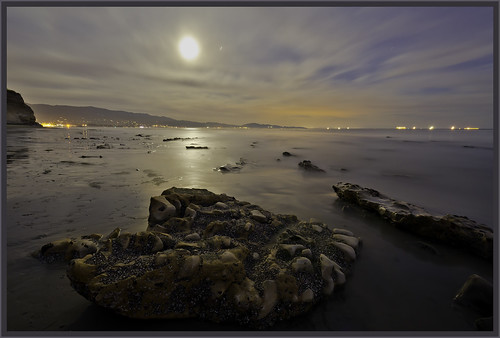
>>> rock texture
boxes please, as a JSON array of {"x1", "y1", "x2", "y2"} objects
[
  {"x1": 332, "y1": 182, "x2": 493, "y2": 260},
  {"x1": 6, "y1": 89, "x2": 42, "y2": 126},
  {"x1": 37, "y1": 187, "x2": 361, "y2": 328}
]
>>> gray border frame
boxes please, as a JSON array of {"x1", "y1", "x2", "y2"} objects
[{"x1": 1, "y1": 1, "x2": 498, "y2": 337}]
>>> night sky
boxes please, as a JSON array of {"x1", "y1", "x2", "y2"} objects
[{"x1": 6, "y1": 5, "x2": 494, "y2": 128}]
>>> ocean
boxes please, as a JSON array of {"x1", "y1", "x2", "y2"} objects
[{"x1": 4, "y1": 126, "x2": 495, "y2": 331}]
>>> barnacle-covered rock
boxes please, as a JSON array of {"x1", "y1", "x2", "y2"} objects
[
  {"x1": 333, "y1": 182, "x2": 493, "y2": 260},
  {"x1": 42, "y1": 187, "x2": 361, "y2": 328}
]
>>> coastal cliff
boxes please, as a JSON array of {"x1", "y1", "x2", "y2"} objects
[{"x1": 6, "y1": 89, "x2": 42, "y2": 126}]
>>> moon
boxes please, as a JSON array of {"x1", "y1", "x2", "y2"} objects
[{"x1": 179, "y1": 36, "x2": 200, "y2": 60}]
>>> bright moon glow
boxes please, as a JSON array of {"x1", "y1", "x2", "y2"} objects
[{"x1": 179, "y1": 37, "x2": 200, "y2": 60}]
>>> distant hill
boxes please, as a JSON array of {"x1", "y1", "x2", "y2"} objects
[
  {"x1": 30, "y1": 104, "x2": 237, "y2": 128},
  {"x1": 30, "y1": 104, "x2": 306, "y2": 129}
]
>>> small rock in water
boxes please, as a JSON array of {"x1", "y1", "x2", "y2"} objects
[
  {"x1": 88, "y1": 182, "x2": 102, "y2": 189},
  {"x1": 453, "y1": 274, "x2": 493, "y2": 331},
  {"x1": 453, "y1": 274, "x2": 493, "y2": 316},
  {"x1": 96, "y1": 143, "x2": 111, "y2": 149},
  {"x1": 474, "y1": 317, "x2": 493, "y2": 331},
  {"x1": 298, "y1": 160, "x2": 325, "y2": 173},
  {"x1": 186, "y1": 146, "x2": 209, "y2": 149},
  {"x1": 163, "y1": 137, "x2": 196, "y2": 142},
  {"x1": 217, "y1": 162, "x2": 243, "y2": 173}
]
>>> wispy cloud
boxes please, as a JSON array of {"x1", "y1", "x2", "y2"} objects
[{"x1": 6, "y1": 6, "x2": 494, "y2": 128}]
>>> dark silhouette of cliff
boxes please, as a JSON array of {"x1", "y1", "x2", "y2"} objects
[{"x1": 7, "y1": 89, "x2": 42, "y2": 127}]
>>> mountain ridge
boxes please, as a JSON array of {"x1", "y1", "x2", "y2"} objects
[{"x1": 30, "y1": 104, "x2": 306, "y2": 129}]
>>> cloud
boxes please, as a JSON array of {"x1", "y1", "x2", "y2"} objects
[{"x1": 6, "y1": 6, "x2": 494, "y2": 128}]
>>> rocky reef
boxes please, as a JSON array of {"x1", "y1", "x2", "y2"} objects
[
  {"x1": 35, "y1": 187, "x2": 360, "y2": 328},
  {"x1": 332, "y1": 182, "x2": 493, "y2": 260},
  {"x1": 6, "y1": 89, "x2": 42, "y2": 126}
]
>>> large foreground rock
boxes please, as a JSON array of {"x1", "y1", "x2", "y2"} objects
[
  {"x1": 6, "y1": 89, "x2": 42, "y2": 126},
  {"x1": 332, "y1": 182, "x2": 493, "y2": 260},
  {"x1": 42, "y1": 188, "x2": 360, "y2": 328}
]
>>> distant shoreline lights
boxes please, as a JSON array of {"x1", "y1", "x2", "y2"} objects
[
  {"x1": 395, "y1": 126, "x2": 480, "y2": 131},
  {"x1": 40, "y1": 122, "x2": 75, "y2": 128}
]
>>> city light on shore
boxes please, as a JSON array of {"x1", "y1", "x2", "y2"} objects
[{"x1": 40, "y1": 122, "x2": 75, "y2": 128}]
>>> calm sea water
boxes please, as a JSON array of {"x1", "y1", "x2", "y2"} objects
[{"x1": 4, "y1": 126, "x2": 495, "y2": 331}]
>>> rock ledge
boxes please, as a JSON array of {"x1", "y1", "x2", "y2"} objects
[{"x1": 332, "y1": 182, "x2": 492, "y2": 259}]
